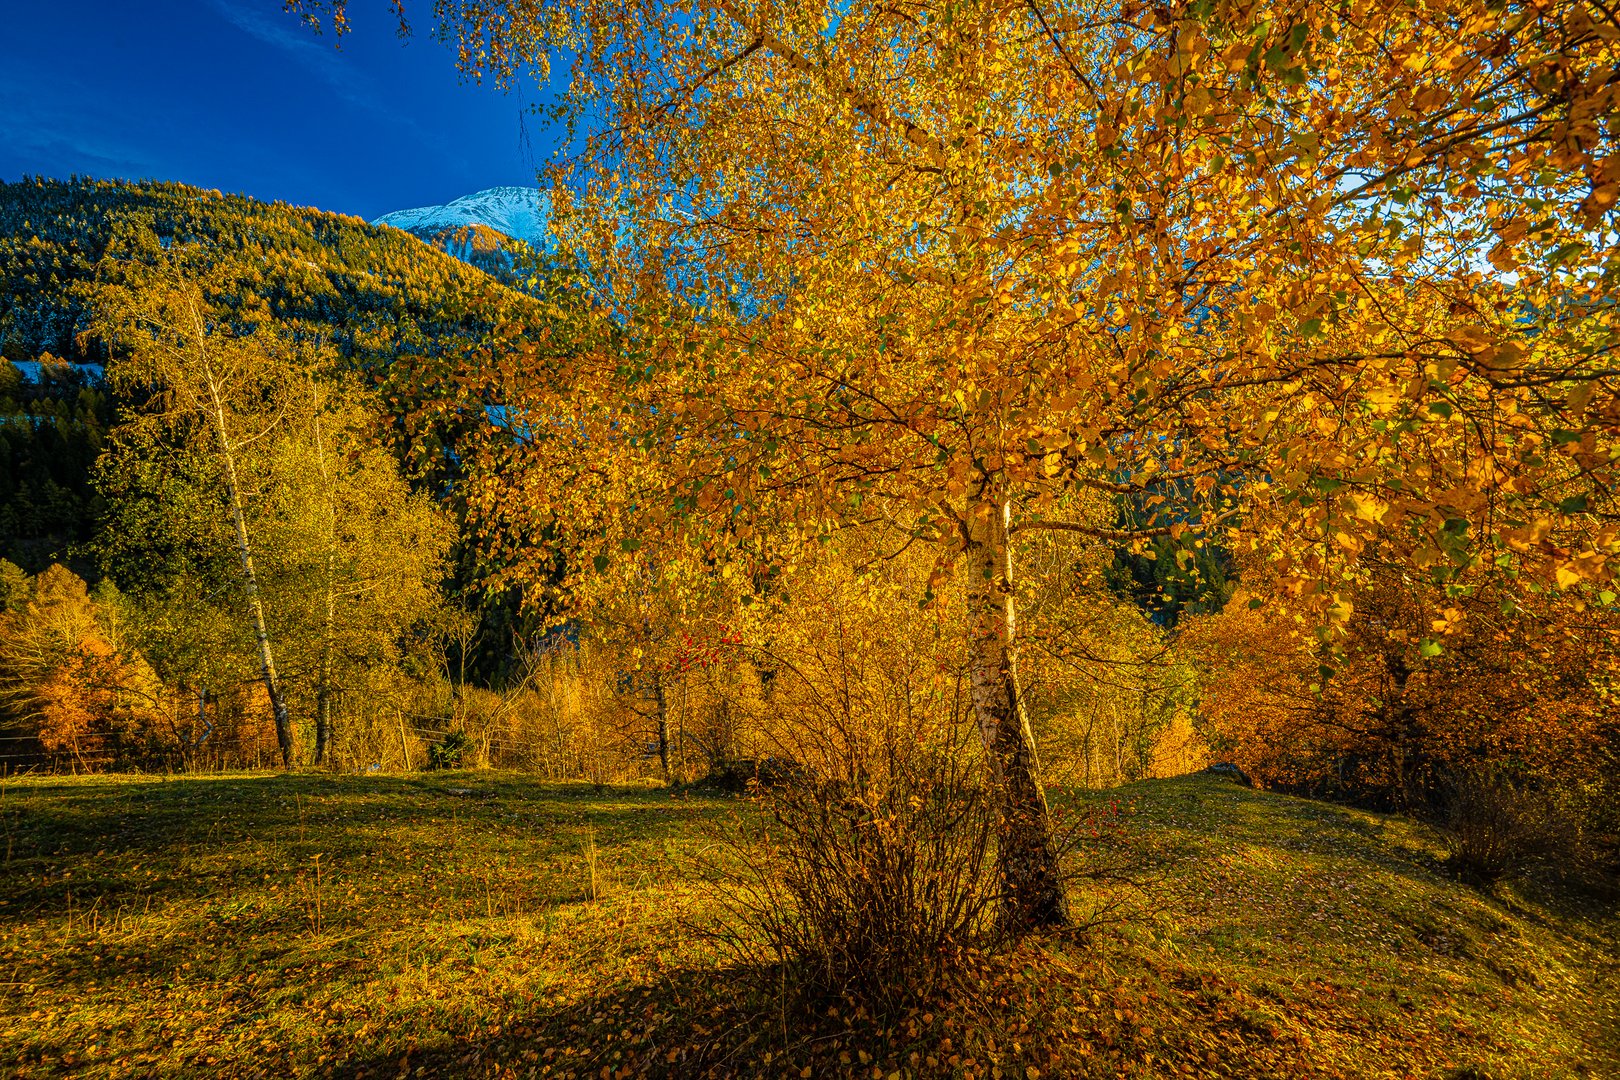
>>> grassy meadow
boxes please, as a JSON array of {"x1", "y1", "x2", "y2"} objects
[{"x1": 0, "y1": 771, "x2": 1614, "y2": 1079}]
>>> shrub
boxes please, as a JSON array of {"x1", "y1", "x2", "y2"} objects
[
  {"x1": 1575, "y1": 763, "x2": 1620, "y2": 881},
  {"x1": 1440, "y1": 768, "x2": 1557, "y2": 882},
  {"x1": 1187, "y1": 561, "x2": 1618, "y2": 816},
  {"x1": 426, "y1": 729, "x2": 474, "y2": 770},
  {"x1": 713, "y1": 745, "x2": 995, "y2": 1014},
  {"x1": 699, "y1": 755, "x2": 804, "y2": 793},
  {"x1": 701, "y1": 541, "x2": 1155, "y2": 1014}
]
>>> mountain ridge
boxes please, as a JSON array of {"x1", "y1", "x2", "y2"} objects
[
  {"x1": 373, "y1": 185, "x2": 552, "y2": 280},
  {"x1": 373, "y1": 185, "x2": 551, "y2": 247}
]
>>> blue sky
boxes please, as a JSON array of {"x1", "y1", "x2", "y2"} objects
[{"x1": 0, "y1": 0, "x2": 558, "y2": 220}]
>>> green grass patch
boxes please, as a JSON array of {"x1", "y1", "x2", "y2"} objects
[{"x1": 0, "y1": 771, "x2": 1613, "y2": 1078}]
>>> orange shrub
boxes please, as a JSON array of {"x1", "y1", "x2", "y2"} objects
[{"x1": 1187, "y1": 562, "x2": 1619, "y2": 810}]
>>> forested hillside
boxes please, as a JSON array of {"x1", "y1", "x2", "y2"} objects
[
  {"x1": 0, "y1": 178, "x2": 572, "y2": 773},
  {"x1": 0, "y1": 361, "x2": 108, "y2": 576},
  {"x1": 389, "y1": 222, "x2": 529, "y2": 283},
  {"x1": 0, "y1": 176, "x2": 521, "y2": 366},
  {"x1": 0, "y1": 177, "x2": 539, "y2": 578}
]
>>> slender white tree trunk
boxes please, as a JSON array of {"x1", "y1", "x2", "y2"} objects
[
  {"x1": 310, "y1": 381, "x2": 338, "y2": 766},
  {"x1": 202, "y1": 367, "x2": 294, "y2": 768},
  {"x1": 963, "y1": 502, "x2": 1069, "y2": 933}
]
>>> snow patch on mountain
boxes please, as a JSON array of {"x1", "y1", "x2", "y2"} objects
[{"x1": 373, "y1": 186, "x2": 551, "y2": 247}]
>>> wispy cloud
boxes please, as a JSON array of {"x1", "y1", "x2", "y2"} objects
[{"x1": 208, "y1": 0, "x2": 407, "y2": 124}]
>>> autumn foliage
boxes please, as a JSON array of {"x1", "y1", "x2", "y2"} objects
[
  {"x1": 1194, "y1": 570, "x2": 1614, "y2": 793},
  {"x1": 0, "y1": 564, "x2": 166, "y2": 767},
  {"x1": 263, "y1": 0, "x2": 1620, "y2": 935},
  {"x1": 3, "y1": 5, "x2": 1620, "y2": 1071},
  {"x1": 1187, "y1": 554, "x2": 1619, "y2": 874}
]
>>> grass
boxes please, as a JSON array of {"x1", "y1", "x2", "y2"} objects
[{"x1": 0, "y1": 770, "x2": 1613, "y2": 1079}]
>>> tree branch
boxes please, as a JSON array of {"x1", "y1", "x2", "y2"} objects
[
  {"x1": 708, "y1": 0, "x2": 945, "y2": 157},
  {"x1": 1010, "y1": 508, "x2": 1239, "y2": 542}
]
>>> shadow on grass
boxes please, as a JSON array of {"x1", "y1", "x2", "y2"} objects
[
  {"x1": 323, "y1": 963, "x2": 783, "y2": 1080},
  {"x1": 8, "y1": 956, "x2": 793, "y2": 1079},
  {"x1": 320, "y1": 943, "x2": 1147, "y2": 1080},
  {"x1": 3, "y1": 773, "x2": 1612, "y2": 1079},
  {"x1": 1, "y1": 773, "x2": 728, "y2": 909}
]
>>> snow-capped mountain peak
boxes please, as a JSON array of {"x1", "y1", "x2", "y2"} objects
[{"x1": 373, "y1": 186, "x2": 551, "y2": 247}]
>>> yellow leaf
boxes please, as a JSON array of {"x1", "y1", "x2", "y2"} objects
[
  {"x1": 1347, "y1": 493, "x2": 1388, "y2": 524},
  {"x1": 1451, "y1": 324, "x2": 1492, "y2": 354}
]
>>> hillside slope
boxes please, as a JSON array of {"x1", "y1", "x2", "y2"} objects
[
  {"x1": 0, "y1": 772, "x2": 1610, "y2": 1078},
  {"x1": 0, "y1": 176, "x2": 533, "y2": 573},
  {"x1": 0, "y1": 176, "x2": 525, "y2": 367}
]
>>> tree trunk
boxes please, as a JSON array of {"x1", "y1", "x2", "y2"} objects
[
  {"x1": 312, "y1": 383, "x2": 337, "y2": 767},
  {"x1": 964, "y1": 502, "x2": 1069, "y2": 935},
  {"x1": 194, "y1": 685, "x2": 212, "y2": 771},
  {"x1": 315, "y1": 679, "x2": 333, "y2": 766},
  {"x1": 677, "y1": 674, "x2": 688, "y2": 781},
  {"x1": 203, "y1": 367, "x2": 294, "y2": 768},
  {"x1": 314, "y1": 579, "x2": 334, "y2": 764},
  {"x1": 654, "y1": 675, "x2": 671, "y2": 780}
]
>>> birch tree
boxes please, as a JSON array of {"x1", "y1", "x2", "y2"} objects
[
  {"x1": 90, "y1": 229, "x2": 300, "y2": 766},
  {"x1": 293, "y1": 0, "x2": 1619, "y2": 931},
  {"x1": 92, "y1": 234, "x2": 453, "y2": 768},
  {"x1": 261, "y1": 375, "x2": 452, "y2": 765}
]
